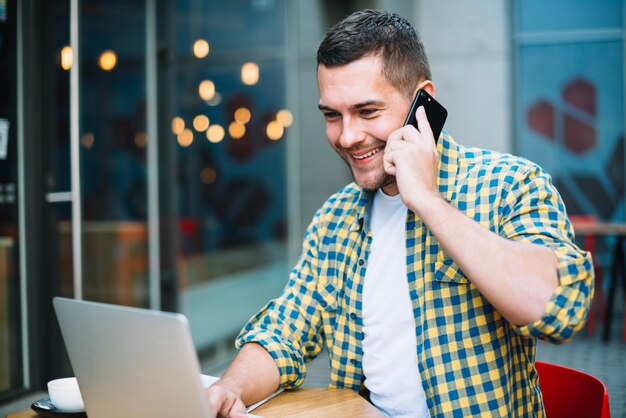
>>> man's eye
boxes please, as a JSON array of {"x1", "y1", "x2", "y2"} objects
[
  {"x1": 360, "y1": 109, "x2": 377, "y2": 117},
  {"x1": 323, "y1": 112, "x2": 340, "y2": 120}
]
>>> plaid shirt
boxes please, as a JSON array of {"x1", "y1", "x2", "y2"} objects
[{"x1": 237, "y1": 134, "x2": 594, "y2": 417}]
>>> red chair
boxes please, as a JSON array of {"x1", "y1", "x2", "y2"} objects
[{"x1": 536, "y1": 361, "x2": 610, "y2": 418}]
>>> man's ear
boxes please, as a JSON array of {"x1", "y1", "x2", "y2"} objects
[{"x1": 412, "y1": 80, "x2": 436, "y2": 98}]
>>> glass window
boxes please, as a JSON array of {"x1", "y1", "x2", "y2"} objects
[
  {"x1": 0, "y1": 0, "x2": 294, "y2": 401},
  {"x1": 514, "y1": 1, "x2": 625, "y2": 223},
  {"x1": 157, "y1": 0, "x2": 290, "y2": 369},
  {"x1": 79, "y1": 0, "x2": 149, "y2": 307}
]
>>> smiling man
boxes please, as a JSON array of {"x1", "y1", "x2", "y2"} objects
[{"x1": 206, "y1": 10, "x2": 594, "y2": 418}]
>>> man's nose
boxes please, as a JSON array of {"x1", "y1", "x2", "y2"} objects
[{"x1": 339, "y1": 118, "x2": 365, "y2": 149}]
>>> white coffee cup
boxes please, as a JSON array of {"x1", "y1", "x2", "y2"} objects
[{"x1": 48, "y1": 377, "x2": 85, "y2": 412}]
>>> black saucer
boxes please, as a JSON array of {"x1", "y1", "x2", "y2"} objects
[{"x1": 31, "y1": 397, "x2": 87, "y2": 418}]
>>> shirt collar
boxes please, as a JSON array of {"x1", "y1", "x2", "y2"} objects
[
  {"x1": 437, "y1": 131, "x2": 460, "y2": 203},
  {"x1": 350, "y1": 188, "x2": 372, "y2": 232}
]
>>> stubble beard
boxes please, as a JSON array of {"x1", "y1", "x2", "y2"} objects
[{"x1": 337, "y1": 150, "x2": 395, "y2": 192}]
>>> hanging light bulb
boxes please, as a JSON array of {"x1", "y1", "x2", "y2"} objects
[
  {"x1": 61, "y1": 46, "x2": 73, "y2": 70},
  {"x1": 266, "y1": 120, "x2": 284, "y2": 141},
  {"x1": 199, "y1": 80, "x2": 216, "y2": 101},
  {"x1": 241, "y1": 62, "x2": 259, "y2": 85},
  {"x1": 99, "y1": 50, "x2": 117, "y2": 71},
  {"x1": 229, "y1": 121, "x2": 246, "y2": 139},
  {"x1": 206, "y1": 124, "x2": 225, "y2": 143},
  {"x1": 276, "y1": 109, "x2": 293, "y2": 127},
  {"x1": 177, "y1": 129, "x2": 194, "y2": 147},
  {"x1": 193, "y1": 39, "x2": 210, "y2": 59},
  {"x1": 171, "y1": 117, "x2": 185, "y2": 135},
  {"x1": 193, "y1": 115, "x2": 210, "y2": 132},
  {"x1": 234, "y1": 107, "x2": 251, "y2": 124}
]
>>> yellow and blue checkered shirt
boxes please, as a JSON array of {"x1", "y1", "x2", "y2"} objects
[{"x1": 237, "y1": 134, "x2": 594, "y2": 417}]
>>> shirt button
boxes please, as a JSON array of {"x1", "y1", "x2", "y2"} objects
[
  {"x1": 350, "y1": 358, "x2": 358, "y2": 365},
  {"x1": 350, "y1": 312, "x2": 357, "y2": 320},
  {"x1": 358, "y1": 259, "x2": 364, "y2": 266},
  {"x1": 320, "y1": 300, "x2": 327, "y2": 308}
]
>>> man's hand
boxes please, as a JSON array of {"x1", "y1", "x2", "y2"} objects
[
  {"x1": 204, "y1": 343, "x2": 280, "y2": 418},
  {"x1": 383, "y1": 105, "x2": 441, "y2": 213},
  {"x1": 206, "y1": 384, "x2": 248, "y2": 418}
]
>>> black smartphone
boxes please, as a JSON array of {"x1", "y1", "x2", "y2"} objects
[{"x1": 403, "y1": 89, "x2": 448, "y2": 142}]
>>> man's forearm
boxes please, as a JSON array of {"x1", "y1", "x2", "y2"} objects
[
  {"x1": 415, "y1": 194, "x2": 559, "y2": 325},
  {"x1": 216, "y1": 342, "x2": 280, "y2": 406}
]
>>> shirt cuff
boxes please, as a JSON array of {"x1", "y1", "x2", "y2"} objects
[
  {"x1": 236, "y1": 329, "x2": 307, "y2": 389},
  {"x1": 512, "y1": 249, "x2": 593, "y2": 343}
]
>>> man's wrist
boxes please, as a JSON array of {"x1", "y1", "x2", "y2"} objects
[
  {"x1": 214, "y1": 378, "x2": 244, "y2": 401},
  {"x1": 408, "y1": 189, "x2": 447, "y2": 221}
]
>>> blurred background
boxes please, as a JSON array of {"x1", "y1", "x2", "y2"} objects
[{"x1": 0, "y1": 0, "x2": 624, "y2": 415}]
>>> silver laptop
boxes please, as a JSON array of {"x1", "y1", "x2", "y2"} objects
[{"x1": 53, "y1": 297, "x2": 214, "y2": 418}]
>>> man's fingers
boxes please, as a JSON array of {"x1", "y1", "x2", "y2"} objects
[
  {"x1": 385, "y1": 128, "x2": 405, "y2": 148},
  {"x1": 415, "y1": 106, "x2": 433, "y2": 139},
  {"x1": 383, "y1": 149, "x2": 396, "y2": 175},
  {"x1": 206, "y1": 387, "x2": 228, "y2": 417},
  {"x1": 206, "y1": 386, "x2": 247, "y2": 418},
  {"x1": 227, "y1": 396, "x2": 248, "y2": 418},
  {"x1": 384, "y1": 129, "x2": 403, "y2": 175}
]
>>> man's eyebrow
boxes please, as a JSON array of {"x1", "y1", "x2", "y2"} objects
[
  {"x1": 318, "y1": 104, "x2": 335, "y2": 112},
  {"x1": 351, "y1": 100, "x2": 384, "y2": 110},
  {"x1": 318, "y1": 100, "x2": 385, "y2": 112}
]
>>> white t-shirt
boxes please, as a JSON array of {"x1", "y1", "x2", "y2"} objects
[{"x1": 361, "y1": 189, "x2": 430, "y2": 418}]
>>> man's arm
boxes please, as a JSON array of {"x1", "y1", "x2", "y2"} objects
[
  {"x1": 413, "y1": 195, "x2": 558, "y2": 325},
  {"x1": 384, "y1": 106, "x2": 558, "y2": 326},
  {"x1": 206, "y1": 343, "x2": 280, "y2": 418}
]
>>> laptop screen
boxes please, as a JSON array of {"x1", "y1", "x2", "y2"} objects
[{"x1": 53, "y1": 297, "x2": 212, "y2": 418}]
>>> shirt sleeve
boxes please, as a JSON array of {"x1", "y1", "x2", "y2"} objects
[
  {"x1": 498, "y1": 164, "x2": 594, "y2": 343},
  {"x1": 235, "y1": 211, "x2": 326, "y2": 388}
]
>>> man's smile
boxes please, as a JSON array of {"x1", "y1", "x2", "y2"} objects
[{"x1": 352, "y1": 146, "x2": 383, "y2": 160}]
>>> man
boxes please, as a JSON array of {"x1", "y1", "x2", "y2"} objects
[{"x1": 207, "y1": 9, "x2": 593, "y2": 418}]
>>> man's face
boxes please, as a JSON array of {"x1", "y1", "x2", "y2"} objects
[{"x1": 317, "y1": 55, "x2": 410, "y2": 194}]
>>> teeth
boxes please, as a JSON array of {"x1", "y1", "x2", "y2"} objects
[{"x1": 353, "y1": 147, "x2": 381, "y2": 160}]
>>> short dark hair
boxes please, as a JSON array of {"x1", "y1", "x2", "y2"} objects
[{"x1": 317, "y1": 9, "x2": 431, "y2": 98}]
